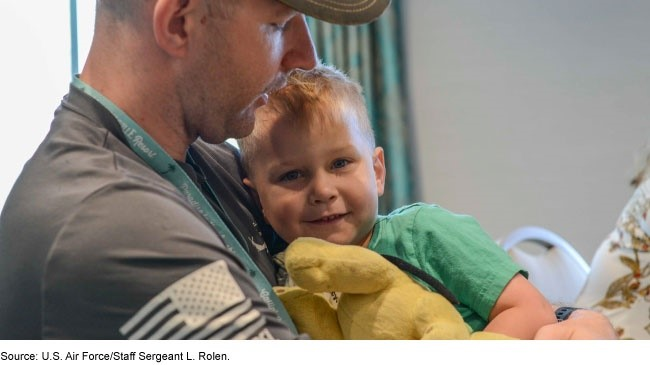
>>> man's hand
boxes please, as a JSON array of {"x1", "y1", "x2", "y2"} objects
[{"x1": 534, "y1": 309, "x2": 617, "y2": 340}]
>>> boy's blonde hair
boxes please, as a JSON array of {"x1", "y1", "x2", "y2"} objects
[{"x1": 238, "y1": 64, "x2": 374, "y2": 176}]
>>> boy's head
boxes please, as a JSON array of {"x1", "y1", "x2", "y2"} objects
[{"x1": 239, "y1": 64, "x2": 386, "y2": 246}]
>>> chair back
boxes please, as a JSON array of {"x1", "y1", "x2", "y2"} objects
[{"x1": 499, "y1": 226, "x2": 590, "y2": 305}]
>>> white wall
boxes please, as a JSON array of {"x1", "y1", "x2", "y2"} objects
[
  {"x1": 0, "y1": 1, "x2": 95, "y2": 211},
  {"x1": 403, "y1": 0, "x2": 650, "y2": 262},
  {"x1": 0, "y1": 2, "x2": 70, "y2": 210}
]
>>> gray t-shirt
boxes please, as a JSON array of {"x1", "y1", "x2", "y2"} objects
[{"x1": 0, "y1": 84, "x2": 296, "y2": 339}]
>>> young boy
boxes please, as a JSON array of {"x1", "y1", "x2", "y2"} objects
[{"x1": 237, "y1": 64, "x2": 556, "y2": 339}]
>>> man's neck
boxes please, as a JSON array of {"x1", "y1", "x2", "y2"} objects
[{"x1": 79, "y1": 69, "x2": 191, "y2": 161}]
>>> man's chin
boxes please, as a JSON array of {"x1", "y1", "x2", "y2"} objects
[
  {"x1": 234, "y1": 113, "x2": 256, "y2": 138},
  {"x1": 205, "y1": 95, "x2": 268, "y2": 143},
  {"x1": 197, "y1": 120, "x2": 254, "y2": 146}
]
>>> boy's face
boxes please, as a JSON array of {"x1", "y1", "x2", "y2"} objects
[{"x1": 244, "y1": 107, "x2": 386, "y2": 246}]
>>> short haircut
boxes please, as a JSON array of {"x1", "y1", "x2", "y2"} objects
[
  {"x1": 96, "y1": 0, "x2": 144, "y2": 22},
  {"x1": 96, "y1": 0, "x2": 235, "y2": 23},
  {"x1": 238, "y1": 63, "x2": 374, "y2": 176}
]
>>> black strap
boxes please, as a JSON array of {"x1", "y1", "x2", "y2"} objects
[
  {"x1": 554, "y1": 306, "x2": 579, "y2": 322},
  {"x1": 380, "y1": 254, "x2": 459, "y2": 305}
]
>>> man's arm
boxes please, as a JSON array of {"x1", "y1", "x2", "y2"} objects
[
  {"x1": 534, "y1": 308, "x2": 617, "y2": 340},
  {"x1": 486, "y1": 274, "x2": 617, "y2": 340},
  {"x1": 44, "y1": 184, "x2": 301, "y2": 339}
]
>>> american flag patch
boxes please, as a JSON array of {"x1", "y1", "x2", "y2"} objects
[{"x1": 120, "y1": 260, "x2": 270, "y2": 339}]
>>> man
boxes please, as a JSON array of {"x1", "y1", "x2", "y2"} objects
[{"x1": 0, "y1": 0, "x2": 614, "y2": 339}]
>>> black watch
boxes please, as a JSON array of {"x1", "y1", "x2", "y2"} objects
[{"x1": 555, "y1": 306, "x2": 580, "y2": 322}]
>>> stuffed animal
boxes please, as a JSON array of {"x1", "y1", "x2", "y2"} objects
[{"x1": 275, "y1": 237, "x2": 514, "y2": 340}]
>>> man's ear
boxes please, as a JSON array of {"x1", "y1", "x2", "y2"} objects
[
  {"x1": 373, "y1": 147, "x2": 386, "y2": 197},
  {"x1": 151, "y1": 0, "x2": 200, "y2": 57}
]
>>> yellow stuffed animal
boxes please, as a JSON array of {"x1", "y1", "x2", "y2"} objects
[{"x1": 275, "y1": 237, "x2": 514, "y2": 340}]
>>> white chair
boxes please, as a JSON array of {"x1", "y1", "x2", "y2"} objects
[{"x1": 499, "y1": 226, "x2": 590, "y2": 305}]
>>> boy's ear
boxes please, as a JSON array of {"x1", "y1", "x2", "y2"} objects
[
  {"x1": 373, "y1": 147, "x2": 386, "y2": 197},
  {"x1": 151, "y1": 0, "x2": 201, "y2": 58},
  {"x1": 243, "y1": 177, "x2": 260, "y2": 204},
  {"x1": 243, "y1": 178, "x2": 267, "y2": 220},
  {"x1": 243, "y1": 177, "x2": 255, "y2": 190}
]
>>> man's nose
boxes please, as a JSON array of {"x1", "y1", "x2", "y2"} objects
[{"x1": 281, "y1": 15, "x2": 317, "y2": 72}]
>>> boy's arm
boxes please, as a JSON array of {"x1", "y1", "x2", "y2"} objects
[{"x1": 483, "y1": 274, "x2": 557, "y2": 339}]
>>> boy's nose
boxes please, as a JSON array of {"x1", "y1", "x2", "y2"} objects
[{"x1": 309, "y1": 174, "x2": 337, "y2": 205}]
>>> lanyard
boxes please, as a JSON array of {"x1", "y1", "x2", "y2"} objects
[{"x1": 72, "y1": 77, "x2": 298, "y2": 334}]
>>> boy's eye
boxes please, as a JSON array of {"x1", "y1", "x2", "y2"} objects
[
  {"x1": 332, "y1": 159, "x2": 349, "y2": 169},
  {"x1": 280, "y1": 170, "x2": 302, "y2": 182}
]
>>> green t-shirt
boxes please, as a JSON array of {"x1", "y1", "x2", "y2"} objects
[{"x1": 367, "y1": 203, "x2": 525, "y2": 331}]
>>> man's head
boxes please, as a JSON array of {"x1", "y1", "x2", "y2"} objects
[
  {"x1": 85, "y1": 1, "x2": 389, "y2": 159},
  {"x1": 239, "y1": 64, "x2": 386, "y2": 246}
]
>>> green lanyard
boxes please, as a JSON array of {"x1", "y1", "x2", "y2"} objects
[{"x1": 72, "y1": 77, "x2": 297, "y2": 334}]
